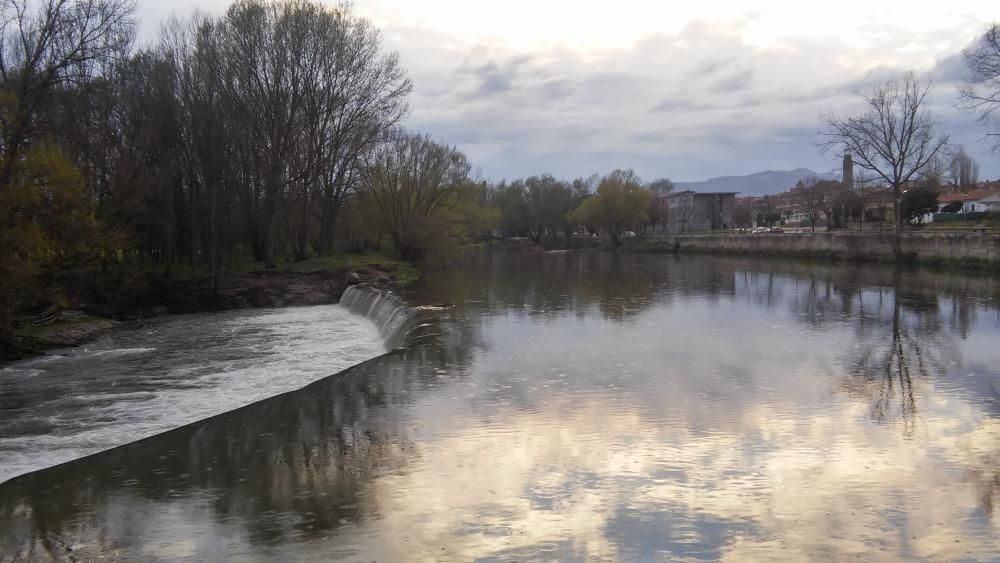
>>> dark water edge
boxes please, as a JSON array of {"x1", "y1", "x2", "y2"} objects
[{"x1": 2, "y1": 252, "x2": 1000, "y2": 560}]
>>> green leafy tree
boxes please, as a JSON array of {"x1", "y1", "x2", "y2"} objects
[
  {"x1": 1, "y1": 144, "x2": 97, "y2": 334},
  {"x1": 494, "y1": 180, "x2": 528, "y2": 239},
  {"x1": 460, "y1": 180, "x2": 501, "y2": 244},
  {"x1": 359, "y1": 132, "x2": 471, "y2": 263},
  {"x1": 942, "y1": 201, "x2": 962, "y2": 214},
  {"x1": 900, "y1": 186, "x2": 940, "y2": 224},
  {"x1": 571, "y1": 170, "x2": 652, "y2": 246}
]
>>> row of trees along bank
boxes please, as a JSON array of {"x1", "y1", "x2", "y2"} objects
[
  {"x1": 0, "y1": 0, "x2": 664, "y2": 338},
  {"x1": 2, "y1": 0, "x2": 1000, "y2": 337}
]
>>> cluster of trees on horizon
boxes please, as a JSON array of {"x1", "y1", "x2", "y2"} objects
[
  {"x1": 1, "y1": 0, "x2": 1000, "y2": 335},
  {"x1": 0, "y1": 0, "x2": 672, "y2": 335}
]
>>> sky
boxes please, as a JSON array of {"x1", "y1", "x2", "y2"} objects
[{"x1": 135, "y1": 0, "x2": 1000, "y2": 183}]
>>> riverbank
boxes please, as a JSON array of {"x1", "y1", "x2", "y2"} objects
[
  {"x1": 621, "y1": 231, "x2": 1000, "y2": 271},
  {"x1": 487, "y1": 232, "x2": 1000, "y2": 272},
  {"x1": 1, "y1": 254, "x2": 419, "y2": 363}
]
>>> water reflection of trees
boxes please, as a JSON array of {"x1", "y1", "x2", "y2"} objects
[
  {"x1": 416, "y1": 252, "x2": 740, "y2": 323},
  {"x1": 0, "y1": 338, "x2": 477, "y2": 559},
  {"x1": 828, "y1": 268, "x2": 976, "y2": 436},
  {"x1": 4, "y1": 253, "x2": 1000, "y2": 556}
]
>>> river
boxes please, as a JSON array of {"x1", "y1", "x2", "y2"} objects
[
  {"x1": 0, "y1": 306, "x2": 385, "y2": 482},
  {"x1": 2, "y1": 252, "x2": 1000, "y2": 560}
]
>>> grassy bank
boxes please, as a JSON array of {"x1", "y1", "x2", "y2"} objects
[{"x1": 228, "y1": 253, "x2": 420, "y2": 284}]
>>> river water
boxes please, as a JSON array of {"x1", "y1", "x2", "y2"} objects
[
  {"x1": 2, "y1": 253, "x2": 1000, "y2": 560},
  {"x1": 0, "y1": 306, "x2": 385, "y2": 482}
]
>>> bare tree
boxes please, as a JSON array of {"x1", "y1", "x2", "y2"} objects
[
  {"x1": 949, "y1": 145, "x2": 980, "y2": 188},
  {"x1": 821, "y1": 72, "x2": 949, "y2": 255},
  {"x1": 647, "y1": 177, "x2": 674, "y2": 195},
  {"x1": 0, "y1": 0, "x2": 135, "y2": 182},
  {"x1": 675, "y1": 195, "x2": 694, "y2": 233},
  {"x1": 795, "y1": 177, "x2": 841, "y2": 232},
  {"x1": 961, "y1": 23, "x2": 1000, "y2": 151},
  {"x1": 304, "y1": 9, "x2": 410, "y2": 256}
]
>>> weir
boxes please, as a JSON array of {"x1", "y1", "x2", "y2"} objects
[{"x1": 340, "y1": 285, "x2": 423, "y2": 349}]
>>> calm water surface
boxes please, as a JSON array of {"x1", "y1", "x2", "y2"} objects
[{"x1": 2, "y1": 253, "x2": 1000, "y2": 561}]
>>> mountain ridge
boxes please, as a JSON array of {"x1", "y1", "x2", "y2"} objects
[{"x1": 674, "y1": 168, "x2": 838, "y2": 197}]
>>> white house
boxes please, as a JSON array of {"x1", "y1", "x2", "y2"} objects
[
  {"x1": 918, "y1": 188, "x2": 1000, "y2": 223},
  {"x1": 978, "y1": 192, "x2": 1000, "y2": 212}
]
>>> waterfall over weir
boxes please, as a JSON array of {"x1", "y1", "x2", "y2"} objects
[{"x1": 339, "y1": 285, "x2": 423, "y2": 349}]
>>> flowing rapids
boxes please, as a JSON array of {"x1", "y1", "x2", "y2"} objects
[{"x1": 0, "y1": 304, "x2": 390, "y2": 483}]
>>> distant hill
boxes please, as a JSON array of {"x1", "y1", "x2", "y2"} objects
[{"x1": 675, "y1": 168, "x2": 837, "y2": 197}]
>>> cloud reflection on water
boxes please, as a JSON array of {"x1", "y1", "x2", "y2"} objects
[{"x1": 2, "y1": 254, "x2": 1000, "y2": 560}]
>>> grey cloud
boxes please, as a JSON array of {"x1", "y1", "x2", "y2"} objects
[
  {"x1": 386, "y1": 21, "x2": 1000, "y2": 182},
  {"x1": 711, "y1": 70, "x2": 754, "y2": 93},
  {"x1": 687, "y1": 57, "x2": 735, "y2": 79},
  {"x1": 837, "y1": 65, "x2": 907, "y2": 94},
  {"x1": 651, "y1": 98, "x2": 702, "y2": 112},
  {"x1": 456, "y1": 54, "x2": 533, "y2": 97},
  {"x1": 931, "y1": 51, "x2": 973, "y2": 84},
  {"x1": 537, "y1": 78, "x2": 576, "y2": 101}
]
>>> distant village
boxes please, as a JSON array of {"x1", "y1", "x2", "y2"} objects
[{"x1": 650, "y1": 153, "x2": 1000, "y2": 235}]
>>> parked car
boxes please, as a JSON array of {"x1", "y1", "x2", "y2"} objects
[
  {"x1": 769, "y1": 227, "x2": 784, "y2": 233},
  {"x1": 752, "y1": 227, "x2": 770, "y2": 234},
  {"x1": 621, "y1": 231, "x2": 637, "y2": 238}
]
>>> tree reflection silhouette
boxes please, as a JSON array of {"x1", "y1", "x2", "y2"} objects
[
  {"x1": 841, "y1": 271, "x2": 948, "y2": 436},
  {"x1": 4, "y1": 254, "x2": 1000, "y2": 558}
]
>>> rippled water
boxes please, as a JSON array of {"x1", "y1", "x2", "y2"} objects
[
  {"x1": 2, "y1": 253, "x2": 1000, "y2": 560},
  {"x1": 0, "y1": 305, "x2": 385, "y2": 482}
]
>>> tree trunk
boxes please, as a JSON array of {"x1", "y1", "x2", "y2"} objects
[
  {"x1": 891, "y1": 184, "x2": 904, "y2": 260},
  {"x1": 319, "y1": 204, "x2": 340, "y2": 256},
  {"x1": 262, "y1": 177, "x2": 278, "y2": 269},
  {"x1": 0, "y1": 293, "x2": 13, "y2": 340}
]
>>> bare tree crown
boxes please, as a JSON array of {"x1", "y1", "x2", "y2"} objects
[
  {"x1": 821, "y1": 73, "x2": 949, "y2": 191},
  {"x1": 961, "y1": 23, "x2": 1000, "y2": 150}
]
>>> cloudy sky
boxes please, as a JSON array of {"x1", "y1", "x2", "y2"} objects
[{"x1": 135, "y1": 0, "x2": 1000, "y2": 182}]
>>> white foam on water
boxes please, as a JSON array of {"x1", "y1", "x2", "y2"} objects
[{"x1": 0, "y1": 304, "x2": 386, "y2": 482}]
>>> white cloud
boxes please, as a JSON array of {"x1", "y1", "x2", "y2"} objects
[{"x1": 133, "y1": 0, "x2": 1000, "y2": 181}]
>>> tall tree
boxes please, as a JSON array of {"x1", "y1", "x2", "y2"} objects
[
  {"x1": 900, "y1": 185, "x2": 939, "y2": 224},
  {"x1": 795, "y1": 177, "x2": 842, "y2": 232},
  {"x1": 359, "y1": 132, "x2": 471, "y2": 262},
  {"x1": 647, "y1": 177, "x2": 674, "y2": 195},
  {"x1": 948, "y1": 146, "x2": 979, "y2": 188},
  {"x1": 961, "y1": 23, "x2": 1000, "y2": 152},
  {"x1": 821, "y1": 73, "x2": 949, "y2": 255},
  {"x1": 572, "y1": 169, "x2": 651, "y2": 246},
  {"x1": 0, "y1": 0, "x2": 135, "y2": 183}
]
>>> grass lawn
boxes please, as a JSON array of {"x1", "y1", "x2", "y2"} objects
[{"x1": 229, "y1": 253, "x2": 420, "y2": 284}]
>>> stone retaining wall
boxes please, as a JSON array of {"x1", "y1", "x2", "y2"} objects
[{"x1": 644, "y1": 232, "x2": 1000, "y2": 266}]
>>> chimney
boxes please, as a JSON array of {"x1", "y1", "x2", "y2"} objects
[{"x1": 842, "y1": 151, "x2": 854, "y2": 190}]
